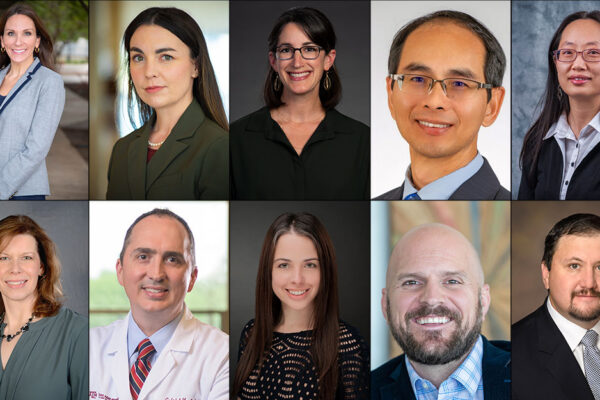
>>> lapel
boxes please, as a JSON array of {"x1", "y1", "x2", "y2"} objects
[
  {"x1": 145, "y1": 100, "x2": 205, "y2": 192},
  {"x1": 535, "y1": 303, "x2": 595, "y2": 400},
  {"x1": 0, "y1": 58, "x2": 42, "y2": 115},
  {"x1": 450, "y1": 157, "x2": 501, "y2": 200},
  {"x1": 481, "y1": 337, "x2": 510, "y2": 400},
  {"x1": 126, "y1": 121, "x2": 152, "y2": 199},
  {"x1": 106, "y1": 315, "x2": 133, "y2": 400},
  {"x1": 378, "y1": 355, "x2": 416, "y2": 400}
]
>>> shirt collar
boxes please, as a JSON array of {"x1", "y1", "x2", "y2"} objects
[
  {"x1": 402, "y1": 153, "x2": 484, "y2": 200},
  {"x1": 405, "y1": 335, "x2": 483, "y2": 398},
  {"x1": 544, "y1": 111, "x2": 600, "y2": 141},
  {"x1": 546, "y1": 297, "x2": 600, "y2": 351},
  {"x1": 127, "y1": 308, "x2": 185, "y2": 359}
]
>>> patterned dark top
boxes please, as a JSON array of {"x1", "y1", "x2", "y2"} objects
[{"x1": 237, "y1": 319, "x2": 369, "y2": 400}]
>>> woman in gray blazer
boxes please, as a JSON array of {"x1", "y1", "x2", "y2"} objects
[{"x1": 0, "y1": 4, "x2": 65, "y2": 200}]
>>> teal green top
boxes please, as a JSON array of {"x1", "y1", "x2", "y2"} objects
[{"x1": 0, "y1": 307, "x2": 88, "y2": 400}]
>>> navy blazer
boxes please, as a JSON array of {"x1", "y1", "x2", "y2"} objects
[
  {"x1": 371, "y1": 336, "x2": 510, "y2": 400},
  {"x1": 375, "y1": 157, "x2": 510, "y2": 200},
  {"x1": 512, "y1": 302, "x2": 595, "y2": 400}
]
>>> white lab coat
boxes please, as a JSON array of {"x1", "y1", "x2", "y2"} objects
[{"x1": 89, "y1": 305, "x2": 229, "y2": 400}]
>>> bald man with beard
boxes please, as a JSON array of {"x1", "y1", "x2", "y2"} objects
[{"x1": 371, "y1": 223, "x2": 510, "y2": 400}]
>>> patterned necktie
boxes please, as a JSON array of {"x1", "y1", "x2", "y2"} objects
[
  {"x1": 404, "y1": 192, "x2": 421, "y2": 200},
  {"x1": 581, "y1": 330, "x2": 600, "y2": 400},
  {"x1": 129, "y1": 338, "x2": 156, "y2": 400}
]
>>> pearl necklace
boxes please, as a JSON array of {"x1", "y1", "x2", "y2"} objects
[
  {"x1": 148, "y1": 139, "x2": 166, "y2": 148},
  {"x1": 1, "y1": 313, "x2": 34, "y2": 342}
]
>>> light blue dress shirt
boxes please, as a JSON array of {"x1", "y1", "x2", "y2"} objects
[
  {"x1": 127, "y1": 309, "x2": 184, "y2": 369},
  {"x1": 402, "y1": 153, "x2": 484, "y2": 200},
  {"x1": 406, "y1": 335, "x2": 484, "y2": 400}
]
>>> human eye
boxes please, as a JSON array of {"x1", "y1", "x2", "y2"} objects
[
  {"x1": 561, "y1": 49, "x2": 575, "y2": 56},
  {"x1": 131, "y1": 53, "x2": 144, "y2": 63},
  {"x1": 22, "y1": 255, "x2": 33, "y2": 260},
  {"x1": 408, "y1": 75, "x2": 426, "y2": 84},
  {"x1": 305, "y1": 262, "x2": 318, "y2": 269},
  {"x1": 278, "y1": 46, "x2": 292, "y2": 54},
  {"x1": 136, "y1": 253, "x2": 148, "y2": 261},
  {"x1": 160, "y1": 54, "x2": 173, "y2": 61},
  {"x1": 0, "y1": 256, "x2": 8, "y2": 261},
  {"x1": 448, "y1": 79, "x2": 473, "y2": 89},
  {"x1": 277, "y1": 262, "x2": 289, "y2": 269},
  {"x1": 165, "y1": 254, "x2": 183, "y2": 264},
  {"x1": 303, "y1": 46, "x2": 319, "y2": 53},
  {"x1": 401, "y1": 279, "x2": 420, "y2": 287},
  {"x1": 587, "y1": 49, "x2": 600, "y2": 55},
  {"x1": 24, "y1": 31, "x2": 32, "y2": 36},
  {"x1": 444, "y1": 278, "x2": 462, "y2": 285},
  {"x1": 568, "y1": 263, "x2": 581, "y2": 270}
]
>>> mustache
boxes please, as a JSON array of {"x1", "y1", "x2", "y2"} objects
[
  {"x1": 572, "y1": 289, "x2": 600, "y2": 299},
  {"x1": 404, "y1": 304, "x2": 461, "y2": 322}
]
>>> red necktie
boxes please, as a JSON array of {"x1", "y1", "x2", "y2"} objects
[{"x1": 129, "y1": 338, "x2": 156, "y2": 399}]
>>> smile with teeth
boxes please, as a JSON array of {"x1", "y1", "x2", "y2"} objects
[
  {"x1": 143, "y1": 287, "x2": 167, "y2": 293},
  {"x1": 5, "y1": 280, "x2": 27, "y2": 288},
  {"x1": 416, "y1": 316, "x2": 450, "y2": 325},
  {"x1": 287, "y1": 289, "x2": 308, "y2": 296},
  {"x1": 289, "y1": 71, "x2": 310, "y2": 79},
  {"x1": 418, "y1": 120, "x2": 451, "y2": 128},
  {"x1": 12, "y1": 49, "x2": 26, "y2": 54}
]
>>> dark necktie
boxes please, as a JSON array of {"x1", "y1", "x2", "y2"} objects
[
  {"x1": 581, "y1": 329, "x2": 600, "y2": 400},
  {"x1": 129, "y1": 338, "x2": 156, "y2": 400},
  {"x1": 404, "y1": 192, "x2": 421, "y2": 200}
]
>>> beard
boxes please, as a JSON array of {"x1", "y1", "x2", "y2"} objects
[
  {"x1": 568, "y1": 289, "x2": 600, "y2": 322},
  {"x1": 386, "y1": 294, "x2": 483, "y2": 365}
]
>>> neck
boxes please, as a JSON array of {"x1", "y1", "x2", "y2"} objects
[
  {"x1": 567, "y1": 96, "x2": 600, "y2": 139},
  {"x1": 409, "y1": 148, "x2": 477, "y2": 189},
  {"x1": 276, "y1": 89, "x2": 325, "y2": 123},
  {"x1": 151, "y1": 96, "x2": 193, "y2": 139},
  {"x1": 275, "y1": 306, "x2": 314, "y2": 333},
  {"x1": 2, "y1": 296, "x2": 35, "y2": 332},
  {"x1": 408, "y1": 350, "x2": 471, "y2": 389},
  {"x1": 7, "y1": 57, "x2": 35, "y2": 80},
  {"x1": 131, "y1": 304, "x2": 183, "y2": 337}
]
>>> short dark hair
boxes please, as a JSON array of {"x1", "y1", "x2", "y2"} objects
[
  {"x1": 387, "y1": 10, "x2": 506, "y2": 101},
  {"x1": 542, "y1": 213, "x2": 600, "y2": 270},
  {"x1": 263, "y1": 7, "x2": 341, "y2": 110},
  {"x1": 119, "y1": 208, "x2": 195, "y2": 266}
]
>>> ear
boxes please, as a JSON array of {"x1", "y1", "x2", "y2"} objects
[
  {"x1": 116, "y1": 259, "x2": 124, "y2": 287},
  {"x1": 35, "y1": 36, "x2": 40, "y2": 50},
  {"x1": 482, "y1": 86, "x2": 505, "y2": 127},
  {"x1": 381, "y1": 288, "x2": 389, "y2": 323},
  {"x1": 0, "y1": 35, "x2": 4, "y2": 49},
  {"x1": 187, "y1": 266, "x2": 198, "y2": 292},
  {"x1": 38, "y1": 263, "x2": 44, "y2": 277},
  {"x1": 269, "y1": 51, "x2": 278, "y2": 73},
  {"x1": 324, "y1": 49, "x2": 336, "y2": 70},
  {"x1": 386, "y1": 76, "x2": 396, "y2": 121},
  {"x1": 541, "y1": 262, "x2": 550, "y2": 290},
  {"x1": 479, "y1": 283, "x2": 491, "y2": 320},
  {"x1": 192, "y1": 59, "x2": 199, "y2": 78}
]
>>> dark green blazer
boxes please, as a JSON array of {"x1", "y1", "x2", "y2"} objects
[{"x1": 106, "y1": 100, "x2": 228, "y2": 199}]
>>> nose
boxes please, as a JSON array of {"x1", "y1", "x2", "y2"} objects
[
  {"x1": 147, "y1": 259, "x2": 166, "y2": 281},
  {"x1": 143, "y1": 58, "x2": 158, "y2": 78},
  {"x1": 571, "y1": 53, "x2": 587, "y2": 70},
  {"x1": 581, "y1": 266, "x2": 597, "y2": 289},
  {"x1": 423, "y1": 80, "x2": 449, "y2": 110},
  {"x1": 419, "y1": 281, "x2": 445, "y2": 306},
  {"x1": 292, "y1": 49, "x2": 304, "y2": 67},
  {"x1": 14, "y1": 33, "x2": 23, "y2": 46},
  {"x1": 290, "y1": 265, "x2": 305, "y2": 285}
]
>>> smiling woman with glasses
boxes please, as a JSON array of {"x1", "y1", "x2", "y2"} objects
[
  {"x1": 519, "y1": 11, "x2": 600, "y2": 200},
  {"x1": 230, "y1": 7, "x2": 369, "y2": 200}
]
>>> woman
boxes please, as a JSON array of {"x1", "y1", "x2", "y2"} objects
[
  {"x1": 230, "y1": 7, "x2": 369, "y2": 200},
  {"x1": 519, "y1": 11, "x2": 600, "y2": 199},
  {"x1": 106, "y1": 7, "x2": 228, "y2": 200},
  {"x1": 0, "y1": 215, "x2": 87, "y2": 399},
  {"x1": 0, "y1": 3, "x2": 65, "y2": 200},
  {"x1": 233, "y1": 212, "x2": 369, "y2": 400}
]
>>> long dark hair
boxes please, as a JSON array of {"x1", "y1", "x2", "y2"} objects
[
  {"x1": 520, "y1": 11, "x2": 600, "y2": 181},
  {"x1": 263, "y1": 7, "x2": 341, "y2": 110},
  {"x1": 233, "y1": 212, "x2": 340, "y2": 400},
  {"x1": 0, "y1": 3, "x2": 55, "y2": 70},
  {"x1": 122, "y1": 7, "x2": 228, "y2": 131}
]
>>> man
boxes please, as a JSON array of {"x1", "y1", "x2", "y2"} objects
[
  {"x1": 372, "y1": 223, "x2": 510, "y2": 399},
  {"x1": 89, "y1": 209, "x2": 228, "y2": 400},
  {"x1": 376, "y1": 10, "x2": 509, "y2": 200},
  {"x1": 513, "y1": 213, "x2": 600, "y2": 400}
]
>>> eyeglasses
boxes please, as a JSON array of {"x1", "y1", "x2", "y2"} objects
[
  {"x1": 553, "y1": 49, "x2": 600, "y2": 62},
  {"x1": 275, "y1": 45, "x2": 323, "y2": 60},
  {"x1": 389, "y1": 73, "x2": 493, "y2": 100}
]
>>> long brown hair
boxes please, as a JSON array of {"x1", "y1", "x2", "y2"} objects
[
  {"x1": 122, "y1": 7, "x2": 228, "y2": 131},
  {"x1": 0, "y1": 215, "x2": 63, "y2": 317},
  {"x1": 0, "y1": 3, "x2": 55, "y2": 70},
  {"x1": 233, "y1": 212, "x2": 340, "y2": 400}
]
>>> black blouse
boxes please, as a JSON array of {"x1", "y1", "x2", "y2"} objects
[
  {"x1": 237, "y1": 319, "x2": 369, "y2": 400},
  {"x1": 230, "y1": 107, "x2": 370, "y2": 200}
]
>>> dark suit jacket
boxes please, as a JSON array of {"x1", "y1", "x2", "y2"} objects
[
  {"x1": 106, "y1": 99, "x2": 228, "y2": 200},
  {"x1": 375, "y1": 157, "x2": 510, "y2": 200},
  {"x1": 512, "y1": 303, "x2": 595, "y2": 400},
  {"x1": 371, "y1": 336, "x2": 510, "y2": 400}
]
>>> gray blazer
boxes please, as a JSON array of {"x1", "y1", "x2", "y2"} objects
[{"x1": 0, "y1": 58, "x2": 65, "y2": 199}]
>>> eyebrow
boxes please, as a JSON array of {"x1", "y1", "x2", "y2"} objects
[
  {"x1": 273, "y1": 257, "x2": 319, "y2": 262},
  {"x1": 402, "y1": 62, "x2": 477, "y2": 79},
  {"x1": 395, "y1": 270, "x2": 468, "y2": 280},
  {"x1": 563, "y1": 41, "x2": 600, "y2": 46},
  {"x1": 132, "y1": 247, "x2": 157, "y2": 255},
  {"x1": 130, "y1": 46, "x2": 177, "y2": 54},
  {"x1": 277, "y1": 41, "x2": 317, "y2": 47}
]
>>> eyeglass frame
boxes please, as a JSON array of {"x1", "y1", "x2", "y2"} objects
[
  {"x1": 274, "y1": 45, "x2": 324, "y2": 60},
  {"x1": 552, "y1": 48, "x2": 600, "y2": 62},
  {"x1": 389, "y1": 73, "x2": 494, "y2": 97}
]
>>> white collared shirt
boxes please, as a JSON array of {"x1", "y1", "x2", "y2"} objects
[{"x1": 547, "y1": 297, "x2": 600, "y2": 375}]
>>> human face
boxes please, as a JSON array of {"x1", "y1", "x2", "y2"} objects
[
  {"x1": 0, "y1": 234, "x2": 43, "y2": 306},
  {"x1": 117, "y1": 215, "x2": 197, "y2": 328},
  {"x1": 272, "y1": 232, "x2": 320, "y2": 319},
  {"x1": 129, "y1": 24, "x2": 197, "y2": 115},
  {"x1": 542, "y1": 234, "x2": 600, "y2": 329},
  {"x1": 382, "y1": 226, "x2": 490, "y2": 365},
  {"x1": 1, "y1": 14, "x2": 40, "y2": 66},
  {"x1": 386, "y1": 22, "x2": 504, "y2": 163},
  {"x1": 555, "y1": 19, "x2": 600, "y2": 101},
  {"x1": 269, "y1": 23, "x2": 336, "y2": 101}
]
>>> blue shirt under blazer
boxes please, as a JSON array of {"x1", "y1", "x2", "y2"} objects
[
  {"x1": 0, "y1": 57, "x2": 65, "y2": 199},
  {"x1": 371, "y1": 336, "x2": 511, "y2": 400}
]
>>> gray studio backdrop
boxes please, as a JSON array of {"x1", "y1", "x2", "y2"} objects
[
  {"x1": 229, "y1": 0, "x2": 370, "y2": 125},
  {"x1": 229, "y1": 201, "x2": 371, "y2": 382},
  {"x1": 512, "y1": 1, "x2": 600, "y2": 198},
  {"x1": 0, "y1": 202, "x2": 88, "y2": 316}
]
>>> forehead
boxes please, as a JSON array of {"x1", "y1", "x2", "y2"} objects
[
  {"x1": 0, "y1": 233, "x2": 37, "y2": 252},
  {"x1": 277, "y1": 22, "x2": 312, "y2": 45},
  {"x1": 274, "y1": 232, "x2": 317, "y2": 257},
  {"x1": 553, "y1": 233, "x2": 600, "y2": 259},
  {"x1": 130, "y1": 24, "x2": 189, "y2": 51},
  {"x1": 127, "y1": 215, "x2": 189, "y2": 251},
  {"x1": 559, "y1": 19, "x2": 600, "y2": 46},
  {"x1": 4, "y1": 14, "x2": 36, "y2": 30},
  {"x1": 398, "y1": 21, "x2": 486, "y2": 78}
]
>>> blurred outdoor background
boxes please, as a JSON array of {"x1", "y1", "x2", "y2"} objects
[
  {"x1": 0, "y1": 1, "x2": 89, "y2": 199},
  {"x1": 89, "y1": 1, "x2": 228, "y2": 199}
]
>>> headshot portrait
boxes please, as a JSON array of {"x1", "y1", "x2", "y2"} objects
[
  {"x1": 512, "y1": 202, "x2": 600, "y2": 399},
  {"x1": 230, "y1": 202, "x2": 370, "y2": 399},
  {"x1": 0, "y1": 201, "x2": 88, "y2": 399},
  {"x1": 229, "y1": 1, "x2": 370, "y2": 200},
  {"x1": 371, "y1": 1, "x2": 510, "y2": 200},
  {"x1": 513, "y1": 2, "x2": 600, "y2": 199},
  {"x1": 0, "y1": 2, "x2": 88, "y2": 200},
  {"x1": 371, "y1": 201, "x2": 510, "y2": 399},
  {"x1": 89, "y1": 201, "x2": 229, "y2": 400},
  {"x1": 90, "y1": 1, "x2": 228, "y2": 200}
]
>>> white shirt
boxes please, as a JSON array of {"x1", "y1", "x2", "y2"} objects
[{"x1": 546, "y1": 297, "x2": 600, "y2": 375}]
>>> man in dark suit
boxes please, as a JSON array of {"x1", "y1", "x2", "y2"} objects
[
  {"x1": 513, "y1": 213, "x2": 600, "y2": 400},
  {"x1": 372, "y1": 223, "x2": 510, "y2": 400},
  {"x1": 374, "y1": 10, "x2": 509, "y2": 200}
]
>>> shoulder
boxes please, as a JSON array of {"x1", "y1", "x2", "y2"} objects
[
  {"x1": 512, "y1": 304, "x2": 545, "y2": 339},
  {"x1": 375, "y1": 185, "x2": 404, "y2": 200},
  {"x1": 112, "y1": 124, "x2": 147, "y2": 149},
  {"x1": 327, "y1": 109, "x2": 369, "y2": 135},
  {"x1": 483, "y1": 336, "x2": 511, "y2": 362},
  {"x1": 241, "y1": 319, "x2": 255, "y2": 336},
  {"x1": 198, "y1": 115, "x2": 228, "y2": 140},
  {"x1": 230, "y1": 107, "x2": 269, "y2": 136},
  {"x1": 372, "y1": 354, "x2": 404, "y2": 385},
  {"x1": 35, "y1": 65, "x2": 64, "y2": 90},
  {"x1": 46, "y1": 307, "x2": 87, "y2": 338},
  {"x1": 338, "y1": 320, "x2": 367, "y2": 351},
  {"x1": 90, "y1": 316, "x2": 125, "y2": 342},
  {"x1": 185, "y1": 313, "x2": 229, "y2": 348}
]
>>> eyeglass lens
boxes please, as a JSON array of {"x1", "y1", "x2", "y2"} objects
[
  {"x1": 555, "y1": 49, "x2": 600, "y2": 62},
  {"x1": 400, "y1": 75, "x2": 481, "y2": 99},
  {"x1": 276, "y1": 46, "x2": 321, "y2": 60}
]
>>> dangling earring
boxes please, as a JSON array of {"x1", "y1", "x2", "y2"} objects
[
  {"x1": 323, "y1": 70, "x2": 331, "y2": 91},
  {"x1": 557, "y1": 86, "x2": 563, "y2": 100},
  {"x1": 34, "y1": 47, "x2": 39, "y2": 54},
  {"x1": 273, "y1": 73, "x2": 281, "y2": 91},
  {"x1": 0, "y1": 47, "x2": 4, "y2": 53}
]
